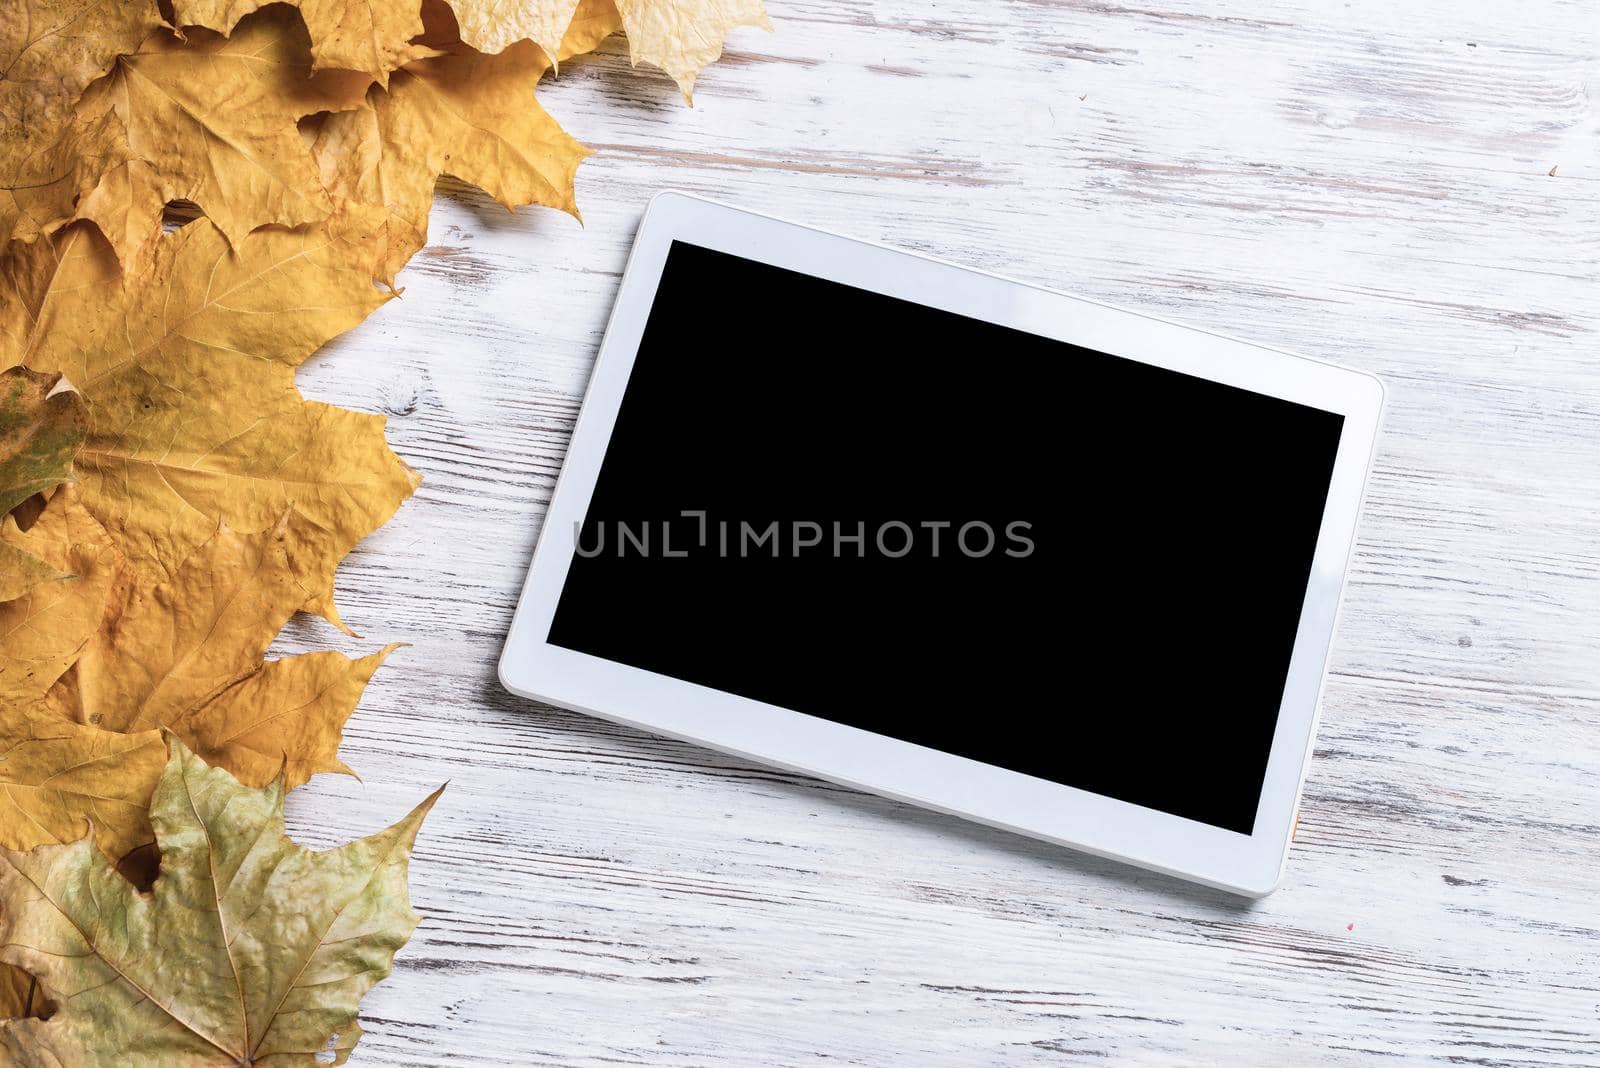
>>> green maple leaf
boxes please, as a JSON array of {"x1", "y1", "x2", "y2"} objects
[{"x1": 0, "y1": 739, "x2": 443, "y2": 1065}]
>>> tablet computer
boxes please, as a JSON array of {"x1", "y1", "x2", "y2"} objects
[{"x1": 499, "y1": 191, "x2": 1384, "y2": 896}]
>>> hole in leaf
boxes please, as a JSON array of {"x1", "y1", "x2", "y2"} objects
[
  {"x1": 9, "y1": 492, "x2": 47, "y2": 532},
  {"x1": 162, "y1": 200, "x2": 203, "y2": 232}
]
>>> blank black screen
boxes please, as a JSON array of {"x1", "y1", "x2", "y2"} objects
[{"x1": 549, "y1": 241, "x2": 1344, "y2": 834}]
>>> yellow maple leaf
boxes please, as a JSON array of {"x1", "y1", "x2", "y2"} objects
[
  {"x1": 59, "y1": 510, "x2": 395, "y2": 789},
  {"x1": 443, "y1": 0, "x2": 622, "y2": 66},
  {"x1": 312, "y1": 34, "x2": 588, "y2": 285},
  {"x1": 614, "y1": 0, "x2": 770, "y2": 101},
  {"x1": 0, "y1": 532, "x2": 62, "y2": 604},
  {"x1": 71, "y1": 512, "x2": 317, "y2": 734},
  {"x1": 171, "y1": 0, "x2": 434, "y2": 85},
  {"x1": 450, "y1": 0, "x2": 585, "y2": 62},
  {"x1": 0, "y1": 739, "x2": 441, "y2": 1065},
  {"x1": 14, "y1": 8, "x2": 377, "y2": 267},
  {"x1": 0, "y1": 0, "x2": 164, "y2": 247},
  {"x1": 182, "y1": 644, "x2": 399, "y2": 790},
  {"x1": 0, "y1": 705, "x2": 166, "y2": 862},
  {"x1": 97, "y1": 11, "x2": 373, "y2": 251},
  {"x1": 0, "y1": 74, "x2": 139, "y2": 270},
  {"x1": 0, "y1": 488, "x2": 122, "y2": 705},
  {"x1": 443, "y1": 0, "x2": 761, "y2": 97},
  {"x1": 69, "y1": 157, "x2": 168, "y2": 275},
  {"x1": 0, "y1": 367, "x2": 86, "y2": 600},
  {"x1": 0, "y1": 217, "x2": 419, "y2": 629},
  {"x1": 558, "y1": 0, "x2": 627, "y2": 60}
]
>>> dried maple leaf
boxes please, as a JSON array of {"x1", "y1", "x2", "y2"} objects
[
  {"x1": 92, "y1": 10, "x2": 372, "y2": 253},
  {"x1": 70, "y1": 513, "x2": 320, "y2": 735},
  {"x1": 614, "y1": 0, "x2": 770, "y2": 101},
  {"x1": 171, "y1": 0, "x2": 434, "y2": 85},
  {"x1": 0, "y1": 705, "x2": 166, "y2": 863},
  {"x1": 313, "y1": 34, "x2": 587, "y2": 285},
  {"x1": 0, "y1": 217, "x2": 419, "y2": 629},
  {"x1": 180, "y1": 644, "x2": 399, "y2": 790},
  {"x1": 0, "y1": 488, "x2": 123, "y2": 705},
  {"x1": 57, "y1": 510, "x2": 396, "y2": 790},
  {"x1": 441, "y1": 0, "x2": 621, "y2": 65},
  {"x1": 0, "y1": 0, "x2": 164, "y2": 247},
  {"x1": 12, "y1": 7, "x2": 377, "y2": 267},
  {"x1": 559, "y1": 0, "x2": 627, "y2": 60},
  {"x1": 450, "y1": 0, "x2": 586, "y2": 62},
  {"x1": 443, "y1": 0, "x2": 761, "y2": 97},
  {"x1": 0, "y1": 368, "x2": 86, "y2": 600},
  {"x1": 0, "y1": 534, "x2": 61, "y2": 604},
  {"x1": 0, "y1": 74, "x2": 141, "y2": 270},
  {"x1": 0, "y1": 739, "x2": 442, "y2": 1065},
  {"x1": 70, "y1": 157, "x2": 167, "y2": 271},
  {"x1": 0, "y1": 368, "x2": 86, "y2": 518}
]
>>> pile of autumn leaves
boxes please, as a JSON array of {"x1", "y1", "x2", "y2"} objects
[{"x1": 0, "y1": 0, "x2": 766, "y2": 1061}]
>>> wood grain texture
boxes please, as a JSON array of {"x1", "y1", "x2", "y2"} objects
[{"x1": 272, "y1": 0, "x2": 1600, "y2": 1062}]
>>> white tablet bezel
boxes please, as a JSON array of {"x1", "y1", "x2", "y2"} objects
[{"x1": 499, "y1": 191, "x2": 1385, "y2": 897}]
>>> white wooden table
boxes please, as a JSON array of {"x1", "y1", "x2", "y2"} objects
[{"x1": 277, "y1": 0, "x2": 1600, "y2": 1062}]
